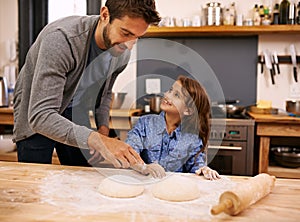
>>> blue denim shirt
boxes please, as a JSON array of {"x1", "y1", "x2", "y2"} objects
[{"x1": 126, "y1": 112, "x2": 206, "y2": 173}]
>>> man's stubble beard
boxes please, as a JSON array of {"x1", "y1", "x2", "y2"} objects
[{"x1": 102, "y1": 24, "x2": 127, "y2": 57}]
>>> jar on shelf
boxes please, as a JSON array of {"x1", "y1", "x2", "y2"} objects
[{"x1": 279, "y1": 0, "x2": 290, "y2": 24}]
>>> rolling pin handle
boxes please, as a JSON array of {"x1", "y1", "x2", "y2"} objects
[{"x1": 211, "y1": 199, "x2": 233, "y2": 215}]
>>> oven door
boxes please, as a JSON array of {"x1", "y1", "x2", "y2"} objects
[{"x1": 207, "y1": 141, "x2": 248, "y2": 176}]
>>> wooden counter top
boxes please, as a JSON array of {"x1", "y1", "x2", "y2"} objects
[
  {"x1": 248, "y1": 112, "x2": 300, "y2": 124},
  {"x1": 0, "y1": 161, "x2": 299, "y2": 222}
]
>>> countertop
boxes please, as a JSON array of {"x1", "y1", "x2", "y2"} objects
[
  {"x1": 0, "y1": 161, "x2": 299, "y2": 222},
  {"x1": 248, "y1": 112, "x2": 300, "y2": 124}
]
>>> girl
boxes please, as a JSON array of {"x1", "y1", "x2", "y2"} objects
[{"x1": 126, "y1": 75, "x2": 220, "y2": 180}]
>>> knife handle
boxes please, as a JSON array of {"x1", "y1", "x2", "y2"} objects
[
  {"x1": 294, "y1": 67, "x2": 298, "y2": 82},
  {"x1": 276, "y1": 64, "x2": 280, "y2": 74},
  {"x1": 270, "y1": 70, "x2": 275, "y2": 85},
  {"x1": 271, "y1": 63, "x2": 276, "y2": 75},
  {"x1": 260, "y1": 55, "x2": 264, "y2": 74}
]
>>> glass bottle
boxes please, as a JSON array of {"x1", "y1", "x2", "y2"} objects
[
  {"x1": 229, "y1": 2, "x2": 236, "y2": 25},
  {"x1": 253, "y1": 4, "x2": 261, "y2": 25},
  {"x1": 272, "y1": 3, "x2": 280, "y2": 24},
  {"x1": 296, "y1": 2, "x2": 300, "y2": 24},
  {"x1": 288, "y1": 3, "x2": 296, "y2": 24},
  {"x1": 279, "y1": 0, "x2": 290, "y2": 24}
]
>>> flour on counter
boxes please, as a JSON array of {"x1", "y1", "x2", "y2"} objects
[{"x1": 39, "y1": 169, "x2": 235, "y2": 221}]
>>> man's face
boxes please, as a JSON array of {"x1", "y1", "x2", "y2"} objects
[{"x1": 101, "y1": 15, "x2": 149, "y2": 56}]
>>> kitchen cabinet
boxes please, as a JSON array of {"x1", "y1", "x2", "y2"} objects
[
  {"x1": 0, "y1": 161, "x2": 299, "y2": 222},
  {"x1": 109, "y1": 109, "x2": 142, "y2": 141},
  {"x1": 0, "y1": 107, "x2": 13, "y2": 126},
  {"x1": 248, "y1": 112, "x2": 300, "y2": 179},
  {"x1": 144, "y1": 25, "x2": 300, "y2": 37}
]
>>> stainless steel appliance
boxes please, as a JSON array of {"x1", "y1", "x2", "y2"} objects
[
  {"x1": 0, "y1": 76, "x2": 8, "y2": 107},
  {"x1": 208, "y1": 118, "x2": 256, "y2": 176}
]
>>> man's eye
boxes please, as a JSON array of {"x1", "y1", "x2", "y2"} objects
[
  {"x1": 122, "y1": 32, "x2": 130, "y2": 37},
  {"x1": 175, "y1": 92, "x2": 180, "y2": 98}
]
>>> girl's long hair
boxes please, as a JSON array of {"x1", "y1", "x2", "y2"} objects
[{"x1": 178, "y1": 75, "x2": 211, "y2": 152}]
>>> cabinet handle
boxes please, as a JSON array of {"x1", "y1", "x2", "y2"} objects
[{"x1": 208, "y1": 145, "x2": 242, "y2": 151}]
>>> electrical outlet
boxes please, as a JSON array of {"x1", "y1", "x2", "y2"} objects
[
  {"x1": 146, "y1": 78, "x2": 161, "y2": 94},
  {"x1": 289, "y1": 84, "x2": 300, "y2": 98}
]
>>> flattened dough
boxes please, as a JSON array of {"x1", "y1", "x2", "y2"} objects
[
  {"x1": 98, "y1": 175, "x2": 144, "y2": 198},
  {"x1": 151, "y1": 174, "x2": 200, "y2": 202}
]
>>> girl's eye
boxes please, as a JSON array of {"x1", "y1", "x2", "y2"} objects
[{"x1": 174, "y1": 92, "x2": 180, "y2": 98}]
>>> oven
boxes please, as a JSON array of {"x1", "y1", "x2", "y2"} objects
[{"x1": 208, "y1": 118, "x2": 256, "y2": 176}]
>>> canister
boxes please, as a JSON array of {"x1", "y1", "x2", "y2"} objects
[{"x1": 204, "y1": 2, "x2": 223, "y2": 26}]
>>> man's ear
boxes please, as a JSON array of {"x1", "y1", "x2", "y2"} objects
[{"x1": 100, "y1": 6, "x2": 110, "y2": 22}]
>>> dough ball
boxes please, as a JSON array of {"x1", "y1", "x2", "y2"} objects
[
  {"x1": 151, "y1": 174, "x2": 200, "y2": 202},
  {"x1": 98, "y1": 175, "x2": 144, "y2": 198}
]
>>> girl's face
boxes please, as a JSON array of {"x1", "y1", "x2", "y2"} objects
[{"x1": 160, "y1": 80, "x2": 189, "y2": 116}]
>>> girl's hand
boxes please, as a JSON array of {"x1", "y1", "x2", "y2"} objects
[{"x1": 195, "y1": 166, "x2": 221, "y2": 180}]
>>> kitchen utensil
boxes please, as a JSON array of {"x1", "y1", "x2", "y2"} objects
[
  {"x1": 212, "y1": 100, "x2": 246, "y2": 116},
  {"x1": 286, "y1": 100, "x2": 300, "y2": 116},
  {"x1": 204, "y1": 2, "x2": 223, "y2": 26},
  {"x1": 250, "y1": 106, "x2": 278, "y2": 115},
  {"x1": 0, "y1": 76, "x2": 9, "y2": 107},
  {"x1": 264, "y1": 50, "x2": 275, "y2": 85},
  {"x1": 271, "y1": 147, "x2": 300, "y2": 168},
  {"x1": 289, "y1": 44, "x2": 298, "y2": 82},
  {"x1": 270, "y1": 53, "x2": 276, "y2": 75},
  {"x1": 211, "y1": 173, "x2": 275, "y2": 216},
  {"x1": 111, "y1": 92, "x2": 127, "y2": 109},
  {"x1": 272, "y1": 51, "x2": 280, "y2": 74},
  {"x1": 149, "y1": 95, "x2": 162, "y2": 113},
  {"x1": 0, "y1": 134, "x2": 16, "y2": 153},
  {"x1": 260, "y1": 52, "x2": 264, "y2": 74}
]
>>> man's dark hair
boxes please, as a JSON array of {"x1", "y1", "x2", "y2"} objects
[{"x1": 105, "y1": 0, "x2": 161, "y2": 25}]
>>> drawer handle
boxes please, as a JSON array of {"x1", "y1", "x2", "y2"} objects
[{"x1": 208, "y1": 145, "x2": 242, "y2": 151}]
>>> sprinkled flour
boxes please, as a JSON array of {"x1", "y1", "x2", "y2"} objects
[{"x1": 39, "y1": 168, "x2": 236, "y2": 221}]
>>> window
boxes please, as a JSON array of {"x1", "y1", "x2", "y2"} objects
[{"x1": 48, "y1": 0, "x2": 86, "y2": 23}]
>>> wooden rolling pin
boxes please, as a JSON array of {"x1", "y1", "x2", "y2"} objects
[{"x1": 211, "y1": 173, "x2": 276, "y2": 216}]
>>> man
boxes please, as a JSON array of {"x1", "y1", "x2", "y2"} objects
[{"x1": 13, "y1": 0, "x2": 161, "y2": 168}]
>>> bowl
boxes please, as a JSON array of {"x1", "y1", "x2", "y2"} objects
[
  {"x1": 286, "y1": 100, "x2": 300, "y2": 116},
  {"x1": 271, "y1": 147, "x2": 300, "y2": 168},
  {"x1": 111, "y1": 92, "x2": 127, "y2": 109},
  {"x1": 0, "y1": 135, "x2": 16, "y2": 153}
]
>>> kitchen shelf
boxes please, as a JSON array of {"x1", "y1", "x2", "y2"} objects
[
  {"x1": 144, "y1": 25, "x2": 300, "y2": 37},
  {"x1": 268, "y1": 166, "x2": 300, "y2": 179}
]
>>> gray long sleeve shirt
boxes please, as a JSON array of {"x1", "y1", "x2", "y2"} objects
[{"x1": 13, "y1": 15, "x2": 130, "y2": 149}]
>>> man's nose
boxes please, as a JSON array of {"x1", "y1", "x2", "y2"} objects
[{"x1": 124, "y1": 39, "x2": 137, "y2": 50}]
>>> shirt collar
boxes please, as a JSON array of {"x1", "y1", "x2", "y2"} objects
[{"x1": 157, "y1": 111, "x2": 182, "y2": 138}]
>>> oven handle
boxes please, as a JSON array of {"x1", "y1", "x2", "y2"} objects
[{"x1": 208, "y1": 145, "x2": 242, "y2": 151}]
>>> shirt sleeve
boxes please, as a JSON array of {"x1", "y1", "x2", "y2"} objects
[
  {"x1": 125, "y1": 117, "x2": 147, "y2": 154},
  {"x1": 27, "y1": 30, "x2": 92, "y2": 149},
  {"x1": 184, "y1": 142, "x2": 206, "y2": 173}
]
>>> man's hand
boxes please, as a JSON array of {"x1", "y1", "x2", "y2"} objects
[
  {"x1": 87, "y1": 131, "x2": 144, "y2": 168},
  {"x1": 131, "y1": 163, "x2": 166, "y2": 179},
  {"x1": 87, "y1": 126, "x2": 109, "y2": 165},
  {"x1": 195, "y1": 166, "x2": 221, "y2": 180},
  {"x1": 97, "y1": 125, "x2": 109, "y2": 136},
  {"x1": 87, "y1": 148, "x2": 105, "y2": 166}
]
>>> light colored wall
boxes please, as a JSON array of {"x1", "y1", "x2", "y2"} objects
[
  {"x1": 146, "y1": 0, "x2": 300, "y2": 110},
  {"x1": 1, "y1": 0, "x2": 299, "y2": 110},
  {"x1": 0, "y1": 0, "x2": 18, "y2": 71}
]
